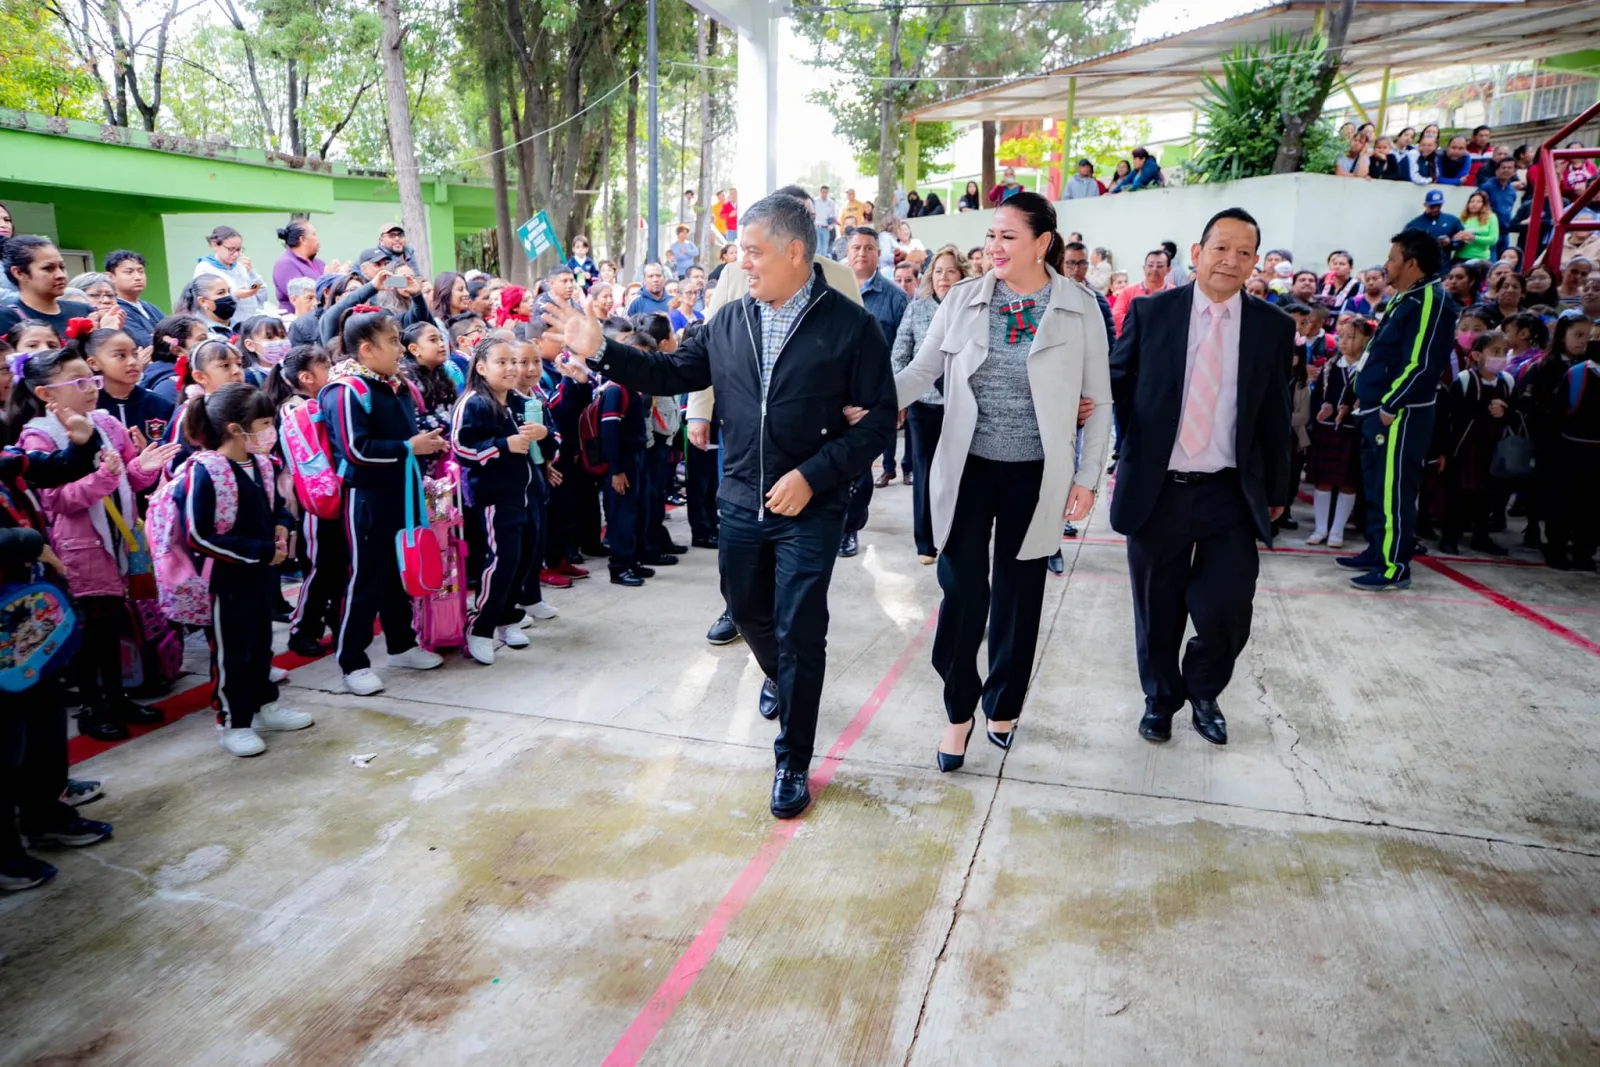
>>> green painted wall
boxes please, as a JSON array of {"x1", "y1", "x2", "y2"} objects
[{"x1": 0, "y1": 112, "x2": 517, "y2": 307}]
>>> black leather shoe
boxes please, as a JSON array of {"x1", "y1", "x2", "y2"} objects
[
  {"x1": 937, "y1": 720, "x2": 977, "y2": 773},
  {"x1": 1138, "y1": 707, "x2": 1174, "y2": 742},
  {"x1": 1191, "y1": 699, "x2": 1228, "y2": 745},
  {"x1": 642, "y1": 553, "x2": 678, "y2": 566},
  {"x1": 838, "y1": 532, "x2": 859, "y2": 558},
  {"x1": 632, "y1": 565, "x2": 657, "y2": 579},
  {"x1": 758, "y1": 678, "x2": 779, "y2": 720},
  {"x1": 1046, "y1": 551, "x2": 1065, "y2": 574},
  {"x1": 661, "y1": 541, "x2": 689, "y2": 554},
  {"x1": 76, "y1": 713, "x2": 130, "y2": 742},
  {"x1": 986, "y1": 720, "x2": 1016, "y2": 750},
  {"x1": 108, "y1": 697, "x2": 163, "y2": 725},
  {"x1": 692, "y1": 537, "x2": 720, "y2": 550},
  {"x1": 706, "y1": 611, "x2": 741, "y2": 645},
  {"x1": 609, "y1": 569, "x2": 645, "y2": 587},
  {"x1": 770, "y1": 768, "x2": 811, "y2": 818},
  {"x1": 582, "y1": 543, "x2": 611, "y2": 558},
  {"x1": 1278, "y1": 517, "x2": 1299, "y2": 531},
  {"x1": 1062, "y1": 522, "x2": 1078, "y2": 538},
  {"x1": 287, "y1": 634, "x2": 326, "y2": 659}
]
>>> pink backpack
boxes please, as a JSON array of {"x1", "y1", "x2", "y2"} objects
[
  {"x1": 414, "y1": 460, "x2": 467, "y2": 651},
  {"x1": 281, "y1": 384, "x2": 364, "y2": 522},
  {"x1": 147, "y1": 451, "x2": 275, "y2": 627}
]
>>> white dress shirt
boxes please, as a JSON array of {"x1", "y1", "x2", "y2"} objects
[{"x1": 1168, "y1": 288, "x2": 1242, "y2": 473}]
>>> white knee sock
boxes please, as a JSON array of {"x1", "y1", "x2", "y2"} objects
[
  {"x1": 1313, "y1": 489, "x2": 1333, "y2": 537},
  {"x1": 1332, "y1": 493, "x2": 1357, "y2": 538}
]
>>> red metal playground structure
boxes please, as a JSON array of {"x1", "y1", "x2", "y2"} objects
[{"x1": 1526, "y1": 100, "x2": 1600, "y2": 274}]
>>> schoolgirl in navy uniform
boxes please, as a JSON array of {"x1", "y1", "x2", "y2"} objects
[
  {"x1": 451, "y1": 336, "x2": 546, "y2": 664},
  {"x1": 319, "y1": 306, "x2": 449, "y2": 695},
  {"x1": 179, "y1": 383, "x2": 314, "y2": 756}
]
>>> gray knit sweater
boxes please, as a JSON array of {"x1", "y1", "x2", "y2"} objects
[
  {"x1": 890, "y1": 295, "x2": 943, "y2": 406},
  {"x1": 967, "y1": 280, "x2": 1047, "y2": 462}
]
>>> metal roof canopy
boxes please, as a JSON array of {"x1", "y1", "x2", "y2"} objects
[{"x1": 908, "y1": 0, "x2": 1600, "y2": 123}]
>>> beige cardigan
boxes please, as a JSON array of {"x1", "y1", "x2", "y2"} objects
[{"x1": 894, "y1": 268, "x2": 1113, "y2": 559}]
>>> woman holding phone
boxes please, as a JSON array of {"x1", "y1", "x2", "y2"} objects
[{"x1": 195, "y1": 226, "x2": 267, "y2": 324}]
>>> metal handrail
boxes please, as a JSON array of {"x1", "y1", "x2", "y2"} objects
[{"x1": 1526, "y1": 99, "x2": 1600, "y2": 274}]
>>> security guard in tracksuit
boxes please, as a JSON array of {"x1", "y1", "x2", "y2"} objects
[{"x1": 1341, "y1": 229, "x2": 1455, "y2": 590}]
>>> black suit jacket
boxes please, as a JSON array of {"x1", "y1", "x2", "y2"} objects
[{"x1": 1108, "y1": 285, "x2": 1293, "y2": 543}]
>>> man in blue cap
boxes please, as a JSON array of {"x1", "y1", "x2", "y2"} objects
[{"x1": 1403, "y1": 189, "x2": 1467, "y2": 259}]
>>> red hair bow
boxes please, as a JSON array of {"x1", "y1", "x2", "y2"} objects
[
  {"x1": 64, "y1": 317, "x2": 96, "y2": 341},
  {"x1": 350, "y1": 304, "x2": 383, "y2": 315}
]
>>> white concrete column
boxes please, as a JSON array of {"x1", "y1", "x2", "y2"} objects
[{"x1": 735, "y1": 6, "x2": 779, "y2": 210}]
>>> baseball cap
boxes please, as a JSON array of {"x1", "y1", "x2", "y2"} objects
[
  {"x1": 1424, "y1": 190, "x2": 1445, "y2": 206},
  {"x1": 357, "y1": 246, "x2": 396, "y2": 266},
  {"x1": 382, "y1": 224, "x2": 405, "y2": 236}
]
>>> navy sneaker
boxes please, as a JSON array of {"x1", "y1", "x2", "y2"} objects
[
  {"x1": 0, "y1": 854, "x2": 58, "y2": 892},
  {"x1": 1350, "y1": 566, "x2": 1411, "y2": 591},
  {"x1": 1335, "y1": 550, "x2": 1381, "y2": 570},
  {"x1": 25, "y1": 818, "x2": 113, "y2": 849}
]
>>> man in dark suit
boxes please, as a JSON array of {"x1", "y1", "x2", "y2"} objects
[{"x1": 1109, "y1": 207, "x2": 1293, "y2": 746}]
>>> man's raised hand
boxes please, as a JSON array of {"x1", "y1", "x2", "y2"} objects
[{"x1": 541, "y1": 300, "x2": 603, "y2": 360}]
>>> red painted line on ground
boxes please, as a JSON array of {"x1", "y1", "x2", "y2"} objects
[
  {"x1": 67, "y1": 645, "x2": 328, "y2": 766},
  {"x1": 1416, "y1": 557, "x2": 1600, "y2": 657},
  {"x1": 1072, "y1": 534, "x2": 1547, "y2": 569},
  {"x1": 600, "y1": 612, "x2": 940, "y2": 1067}
]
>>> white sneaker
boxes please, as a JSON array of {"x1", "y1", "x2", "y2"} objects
[
  {"x1": 219, "y1": 727, "x2": 266, "y2": 757},
  {"x1": 1328, "y1": 536, "x2": 1345, "y2": 549},
  {"x1": 389, "y1": 647, "x2": 444, "y2": 670},
  {"x1": 497, "y1": 625, "x2": 530, "y2": 649},
  {"x1": 466, "y1": 635, "x2": 495, "y2": 665},
  {"x1": 255, "y1": 702, "x2": 314, "y2": 731},
  {"x1": 344, "y1": 669, "x2": 385, "y2": 696},
  {"x1": 527, "y1": 601, "x2": 559, "y2": 621},
  {"x1": 1305, "y1": 532, "x2": 1327, "y2": 545},
  {"x1": 517, "y1": 616, "x2": 534, "y2": 629},
  {"x1": 269, "y1": 665, "x2": 290, "y2": 683}
]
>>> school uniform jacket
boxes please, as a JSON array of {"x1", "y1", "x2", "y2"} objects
[
  {"x1": 599, "y1": 382, "x2": 648, "y2": 476},
  {"x1": 183, "y1": 456, "x2": 291, "y2": 580},
  {"x1": 451, "y1": 392, "x2": 532, "y2": 523},
  {"x1": 97, "y1": 384, "x2": 175, "y2": 445},
  {"x1": 318, "y1": 375, "x2": 420, "y2": 494}
]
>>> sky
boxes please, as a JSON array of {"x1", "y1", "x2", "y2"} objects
[{"x1": 775, "y1": 0, "x2": 1269, "y2": 189}]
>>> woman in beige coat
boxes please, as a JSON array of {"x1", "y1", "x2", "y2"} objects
[{"x1": 893, "y1": 192, "x2": 1113, "y2": 771}]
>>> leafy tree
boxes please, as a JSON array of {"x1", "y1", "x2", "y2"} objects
[
  {"x1": 0, "y1": 7, "x2": 99, "y2": 117},
  {"x1": 998, "y1": 116, "x2": 1151, "y2": 180},
  {"x1": 1189, "y1": 29, "x2": 1340, "y2": 183}
]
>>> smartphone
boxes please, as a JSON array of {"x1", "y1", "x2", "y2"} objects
[{"x1": 380, "y1": 275, "x2": 409, "y2": 290}]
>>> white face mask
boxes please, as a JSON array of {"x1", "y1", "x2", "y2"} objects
[{"x1": 257, "y1": 339, "x2": 290, "y2": 366}]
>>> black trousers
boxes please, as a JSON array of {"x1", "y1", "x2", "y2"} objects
[
  {"x1": 880, "y1": 422, "x2": 901, "y2": 476},
  {"x1": 932, "y1": 457, "x2": 1048, "y2": 725},
  {"x1": 685, "y1": 444, "x2": 720, "y2": 541},
  {"x1": 207, "y1": 570, "x2": 281, "y2": 729},
  {"x1": 71, "y1": 595, "x2": 126, "y2": 710},
  {"x1": 289, "y1": 512, "x2": 347, "y2": 645},
  {"x1": 0, "y1": 680, "x2": 73, "y2": 857},
  {"x1": 604, "y1": 456, "x2": 648, "y2": 574},
  {"x1": 844, "y1": 467, "x2": 874, "y2": 535},
  {"x1": 1360, "y1": 405, "x2": 1435, "y2": 577},
  {"x1": 1126, "y1": 473, "x2": 1260, "y2": 714},
  {"x1": 643, "y1": 436, "x2": 674, "y2": 557},
  {"x1": 1442, "y1": 465, "x2": 1503, "y2": 542},
  {"x1": 470, "y1": 507, "x2": 532, "y2": 638},
  {"x1": 719, "y1": 500, "x2": 846, "y2": 771},
  {"x1": 543, "y1": 457, "x2": 571, "y2": 568},
  {"x1": 906, "y1": 403, "x2": 943, "y2": 557},
  {"x1": 520, "y1": 466, "x2": 549, "y2": 606},
  {"x1": 336, "y1": 486, "x2": 420, "y2": 673},
  {"x1": 1549, "y1": 440, "x2": 1600, "y2": 561},
  {"x1": 569, "y1": 465, "x2": 605, "y2": 554}
]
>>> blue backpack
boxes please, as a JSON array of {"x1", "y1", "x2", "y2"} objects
[{"x1": 0, "y1": 575, "x2": 82, "y2": 693}]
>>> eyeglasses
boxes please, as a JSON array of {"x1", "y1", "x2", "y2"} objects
[
  {"x1": 219, "y1": 244, "x2": 243, "y2": 254},
  {"x1": 51, "y1": 375, "x2": 104, "y2": 394},
  {"x1": 1063, "y1": 259, "x2": 1089, "y2": 268}
]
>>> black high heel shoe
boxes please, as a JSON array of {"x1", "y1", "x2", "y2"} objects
[
  {"x1": 937, "y1": 720, "x2": 976, "y2": 773},
  {"x1": 986, "y1": 720, "x2": 1016, "y2": 750}
]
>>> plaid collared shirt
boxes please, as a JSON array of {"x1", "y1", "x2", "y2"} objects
[{"x1": 757, "y1": 274, "x2": 816, "y2": 394}]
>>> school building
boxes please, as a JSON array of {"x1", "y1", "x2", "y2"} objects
[{"x1": 0, "y1": 109, "x2": 509, "y2": 305}]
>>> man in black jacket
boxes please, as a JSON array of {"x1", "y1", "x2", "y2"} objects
[{"x1": 543, "y1": 192, "x2": 897, "y2": 819}]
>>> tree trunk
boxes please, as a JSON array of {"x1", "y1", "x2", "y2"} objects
[
  {"x1": 377, "y1": 0, "x2": 431, "y2": 277},
  {"x1": 508, "y1": 87, "x2": 533, "y2": 225},
  {"x1": 874, "y1": 6, "x2": 903, "y2": 219},
  {"x1": 287, "y1": 57, "x2": 304, "y2": 156},
  {"x1": 486, "y1": 74, "x2": 521, "y2": 285},
  {"x1": 218, "y1": 0, "x2": 275, "y2": 149},
  {"x1": 694, "y1": 15, "x2": 714, "y2": 256},
  {"x1": 625, "y1": 68, "x2": 641, "y2": 279},
  {"x1": 981, "y1": 121, "x2": 997, "y2": 194},
  {"x1": 1271, "y1": 0, "x2": 1356, "y2": 174}
]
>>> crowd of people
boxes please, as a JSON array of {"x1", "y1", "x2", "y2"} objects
[{"x1": 2, "y1": 122, "x2": 1597, "y2": 884}]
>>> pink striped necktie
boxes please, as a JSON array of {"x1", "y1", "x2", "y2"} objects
[{"x1": 1178, "y1": 303, "x2": 1228, "y2": 459}]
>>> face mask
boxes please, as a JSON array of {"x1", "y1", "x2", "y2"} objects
[
  {"x1": 211, "y1": 295, "x2": 238, "y2": 321},
  {"x1": 1456, "y1": 330, "x2": 1479, "y2": 350},
  {"x1": 245, "y1": 426, "x2": 278, "y2": 455},
  {"x1": 257, "y1": 339, "x2": 290, "y2": 366},
  {"x1": 1480, "y1": 355, "x2": 1508, "y2": 375}
]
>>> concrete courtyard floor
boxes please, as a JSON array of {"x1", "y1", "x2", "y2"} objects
[{"x1": 3, "y1": 481, "x2": 1599, "y2": 1066}]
